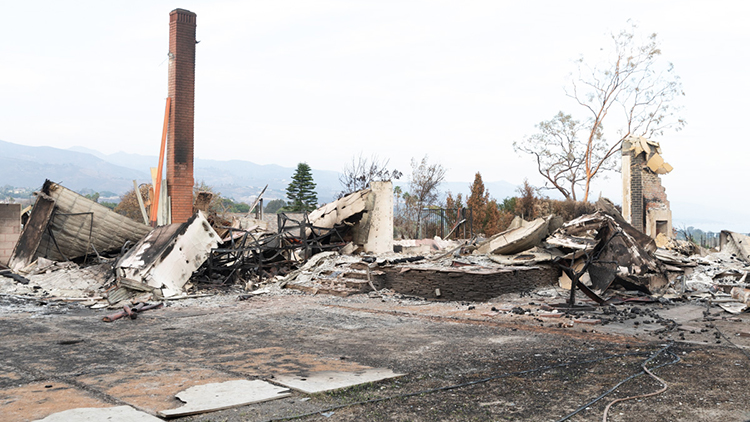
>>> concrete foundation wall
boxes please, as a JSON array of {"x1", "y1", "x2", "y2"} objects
[
  {"x1": 0, "y1": 204, "x2": 22, "y2": 266},
  {"x1": 382, "y1": 265, "x2": 560, "y2": 302}
]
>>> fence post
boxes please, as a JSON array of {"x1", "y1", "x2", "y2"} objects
[
  {"x1": 417, "y1": 209, "x2": 422, "y2": 239},
  {"x1": 440, "y1": 208, "x2": 445, "y2": 239}
]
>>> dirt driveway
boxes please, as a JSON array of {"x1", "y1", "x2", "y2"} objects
[{"x1": 1, "y1": 289, "x2": 749, "y2": 422}]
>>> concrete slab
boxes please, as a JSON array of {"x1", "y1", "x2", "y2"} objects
[
  {"x1": 656, "y1": 304, "x2": 706, "y2": 325},
  {"x1": 203, "y1": 346, "x2": 370, "y2": 377},
  {"x1": 32, "y1": 405, "x2": 162, "y2": 422},
  {"x1": 273, "y1": 368, "x2": 404, "y2": 394},
  {"x1": 158, "y1": 379, "x2": 291, "y2": 418}
]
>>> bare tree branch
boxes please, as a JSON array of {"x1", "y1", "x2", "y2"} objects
[
  {"x1": 525, "y1": 22, "x2": 685, "y2": 202},
  {"x1": 338, "y1": 153, "x2": 402, "y2": 198}
]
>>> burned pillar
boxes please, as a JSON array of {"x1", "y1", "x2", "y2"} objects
[
  {"x1": 167, "y1": 8, "x2": 197, "y2": 224},
  {"x1": 621, "y1": 136, "x2": 673, "y2": 241},
  {"x1": 356, "y1": 181, "x2": 394, "y2": 254},
  {"x1": 0, "y1": 204, "x2": 21, "y2": 266}
]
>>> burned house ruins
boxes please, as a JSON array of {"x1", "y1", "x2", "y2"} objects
[{"x1": 2, "y1": 8, "x2": 750, "y2": 422}]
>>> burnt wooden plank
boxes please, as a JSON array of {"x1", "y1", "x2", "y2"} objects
[{"x1": 8, "y1": 194, "x2": 56, "y2": 271}]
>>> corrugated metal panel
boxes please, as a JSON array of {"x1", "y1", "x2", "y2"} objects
[{"x1": 36, "y1": 180, "x2": 151, "y2": 261}]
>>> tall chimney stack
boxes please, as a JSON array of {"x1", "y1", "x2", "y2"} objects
[{"x1": 167, "y1": 8, "x2": 196, "y2": 223}]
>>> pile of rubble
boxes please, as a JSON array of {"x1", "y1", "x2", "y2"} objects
[
  {"x1": 1, "y1": 180, "x2": 749, "y2": 318},
  {"x1": 281, "y1": 198, "x2": 750, "y2": 313},
  {"x1": 0, "y1": 180, "x2": 394, "y2": 312}
]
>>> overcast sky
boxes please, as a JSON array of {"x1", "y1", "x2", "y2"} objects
[{"x1": 1, "y1": 1, "x2": 748, "y2": 232}]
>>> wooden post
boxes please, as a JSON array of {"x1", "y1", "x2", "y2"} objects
[{"x1": 150, "y1": 97, "x2": 171, "y2": 227}]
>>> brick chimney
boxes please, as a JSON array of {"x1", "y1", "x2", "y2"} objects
[{"x1": 167, "y1": 8, "x2": 196, "y2": 223}]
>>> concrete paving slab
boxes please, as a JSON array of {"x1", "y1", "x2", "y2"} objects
[
  {"x1": 273, "y1": 368, "x2": 405, "y2": 394},
  {"x1": 0, "y1": 381, "x2": 108, "y2": 422},
  {"x1": 32, "y1": 405, "x2": 162, "y2": 422},
  {"x1": 158, "y1": 379, "x2": 291, "y2": 418},
  {"x1": 75, "y1": 364, "x2": 239, "y2": 412}
]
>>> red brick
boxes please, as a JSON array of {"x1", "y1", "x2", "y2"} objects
[{"x1": 167, "y1": 8, "x2": 197, "y2": 224}]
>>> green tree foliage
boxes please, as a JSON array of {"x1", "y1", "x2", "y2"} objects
[
  {"x1": 84, "y1": 192, "x2": 100, "y2": 203},
  {"x1": 83, "y1": 191, "x2": 117, "y2": 210},
  {"x1": 286, "y1": 163, "x2": 318, "y2": 212},
  {"x1": 264, "y1": 199, "x2": 287, "y2": 214},
  {"x1": 499, "y1": 197, "x2": 516, "y2": 214},
  {"x1": 217, "y1": 197, "x2": 250, "y2": 213}
]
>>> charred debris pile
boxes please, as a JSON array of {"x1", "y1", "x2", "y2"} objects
[{"x1": 1, "y1": 180, "x2": 749, "y2": 317}]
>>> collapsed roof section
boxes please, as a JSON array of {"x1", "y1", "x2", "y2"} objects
[{"x1": 8, "y1": 180, "x2": 151, "y2": 272}]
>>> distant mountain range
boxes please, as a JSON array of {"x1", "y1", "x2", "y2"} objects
[
  {"x1": 1, "y1": 140, "x2": 520, "y2": 204},
  {"x1": 64, "y1": 145, "x2": 342, "y2": 203},
  {"x1": 2, "y1": 139, "x2": 745, "y2": 232}
]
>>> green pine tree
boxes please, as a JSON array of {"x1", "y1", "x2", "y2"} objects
[{"x1": 286, "y1": 163, "x2": 318, "y2": 212}]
